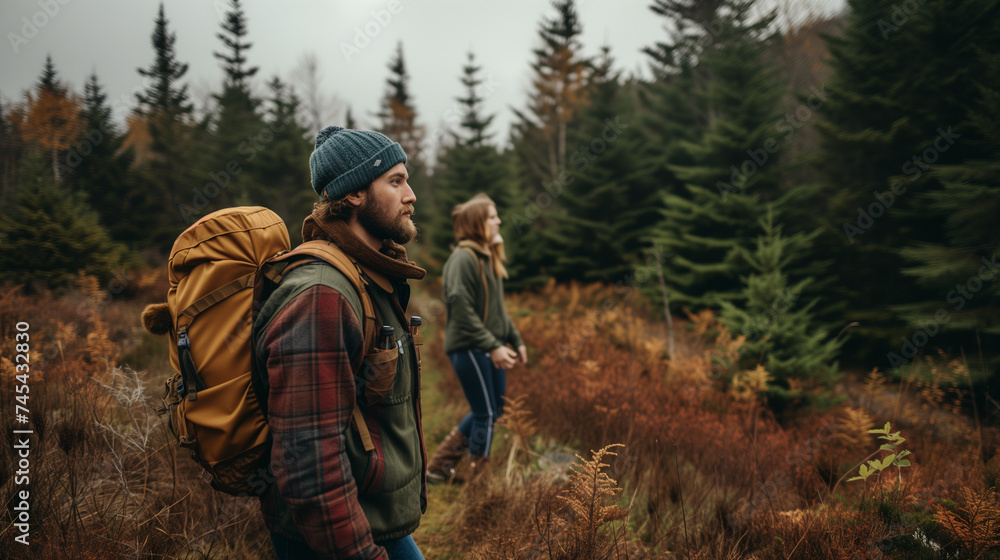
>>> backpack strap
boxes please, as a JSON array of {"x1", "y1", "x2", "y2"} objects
[
  {"x1": 174, "y1": 272, "x2": 257, "y2": 401},
  {"x1": 267, "y1": 240, "x2": 377, "y2": 452},
  {"x1": 462, "y1": 246, "x2": 489, "y2": 323}
]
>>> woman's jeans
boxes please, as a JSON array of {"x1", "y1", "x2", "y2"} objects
[
  {"x1": 270, "y1": 532, "x2": 424, "y2": 560},
  {"x1": 449, "y1": 349, "x2": 507, "y2": 457}
]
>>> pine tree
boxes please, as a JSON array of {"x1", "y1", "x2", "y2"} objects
[
  {"x1": 895, "y1": 45, "x2": 1000, "y2": 381},
  {"x1": 0, "y1": 154, "x2": 132, "y2": 288},
  {"x1": 0, "y1": 98, "x2": 27, "y2": 207},
  {"x1": 256, "y1": 76, "x2": 313, "y2": 244},
  {"x1": 512, "y1": 0, "x2": 590, "y2": 186},
  {"x1": 214, "y1": 0, "x2": 258, "y2": 94},
  {"x1": 720, "y1": 207, "x2": 842, "y2": 410},
  {"x1": 506, "y1": 0, "x2": 591, "y2": 287},
  {"x1": 210, "y1": 0, "x2": 266, "y2": 209},
  {"x1": 425, "y1": 52, "x2": 508, "y2": 271},
  {"x1": 70, "y1": 73, "x2": 142, "y2": 245},
  {"x1": 135, "y1": 4, "x2": 192, "y2": 120},
  {"x1": 814, "y1": 0, "x2": 1000, "y2": 361},
  {"x1": 647, "y1": 0, "x2": 788, "y2": 310},
  {"x1": 37, "y1": 54, "x2": 67, "y2": 96},
  {"x1": 135, "y1": 3, "x2": 204, "y2": 248},
  {"x1": 24, "y1": 57, "x2": 83, "y2": 183},
  {"x1": 377, "y1": 42, "x2": 424, "y2": 164},
  {"x1": 545, "y1": 48, "x2": 663, "y2": 283}
]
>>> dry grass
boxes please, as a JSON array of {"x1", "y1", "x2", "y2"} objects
[
  {"x1": 0, "y1": 277, "x2": 270, "y2": 560},
  {"x1": 1, "y1": 277, "x2": 997, "y2": 559}
]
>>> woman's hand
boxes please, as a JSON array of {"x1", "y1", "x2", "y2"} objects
[
  {"x1": 489, "y1": 345, "x2": 518, "y2": 370},
  {"x1": 516, "y1": 345, "x2": 528, "y2": 367}
]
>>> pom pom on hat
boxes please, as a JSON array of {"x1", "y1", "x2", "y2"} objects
[{"x1": 315, "y1": 125, "x2": 344, "y2": 147}]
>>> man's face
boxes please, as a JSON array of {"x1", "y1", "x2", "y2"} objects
[{"x1": 356, "y1": 162, "x2": 417, "y2": 244}]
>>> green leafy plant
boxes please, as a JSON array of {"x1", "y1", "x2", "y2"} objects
[{"x1": 848, "y1": 422, "x2": 912, "y2": 486}]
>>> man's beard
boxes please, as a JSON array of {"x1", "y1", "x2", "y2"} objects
[{"x1": 357, "y1": 194, "x2": 418, "y2": 244}]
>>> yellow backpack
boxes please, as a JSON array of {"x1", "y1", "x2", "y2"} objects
[{"x1": 142, "y1": 206, "x2": 384, "y2": 496}]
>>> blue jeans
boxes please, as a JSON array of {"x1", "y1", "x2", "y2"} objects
[
  {"x1": 380, "y1": 535, "x2": 424, "y2": 559},
  {"x1": 450, "y1": 349, "x2": 506, "y2": 457},
  {"x1": 270, "y1": 532, "x2": 423, "y2": 560}
]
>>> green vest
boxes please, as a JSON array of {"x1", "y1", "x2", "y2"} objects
[{"x1": 253, "y1": 260, "x2": 426, "y2": 542}]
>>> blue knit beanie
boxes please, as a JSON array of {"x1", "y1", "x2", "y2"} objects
[{"x1": 309, "y1": 126, "x2": 408, "y2": 198}]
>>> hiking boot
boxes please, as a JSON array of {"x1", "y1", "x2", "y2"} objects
[{"x1": 426, "y1": 427, "x2": 469, "y2": 484}]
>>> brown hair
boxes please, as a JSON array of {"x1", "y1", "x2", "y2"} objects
[
  {"x1": 312, "y1": 183, "x2": 371, "y2": 222},
  {"x1": 452, "y1": 193, "x2": 508, "y2": 279}
]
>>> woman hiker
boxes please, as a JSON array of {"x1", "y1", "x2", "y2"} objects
[{"x1": 426, "y1": 193, "x2": 528, "y2": 483}]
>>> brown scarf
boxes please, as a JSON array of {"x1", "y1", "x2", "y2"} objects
[{"x1": 301, "y1": 211, "x2": 426, "y2": 281}]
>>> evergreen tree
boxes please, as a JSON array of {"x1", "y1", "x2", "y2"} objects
[
  {"x1": 135, "y1": 3, "x2": 204, "y2": 249},
  {"x1": 506, "y1": 0, "x2": 591, "y2": 287},
  {"x1": 454, "y1": 52, "x2": 496, "y2": 150},
  {"x1": 511, "y1": 0, "x2": 590, "y2": 186},
  {"x1": 377, "y1": 42, "x2": 424, "y2": 164},
  {"x1": 647, "y1": 0, "x2": 788, "y2": 310},
  {"x1": 0, "y1": 154, "x2": 132, "y2": 289},
  {"x1": 545, "y1": 48, "x2": 663, "y2": 283},
  {"x1": 70, "y1": 73, "x2": 142, "y2": 246},
  {"x1": 214, "y1": 0, "x2": 258, "y2": 94},
  {"x1": 24, "y1": 57, "x2": 82, "y2": 183},
  {"x1": 895, "y1": 47, "x2": 1000, "y2": 383},
  {"x1": 639, "y1": 0, "x2": 715, "y2": 173},
  {"x1": 211, "y1": 0, "x2": 266, "y2": 209},
  {"x1": 814, "y1": 0, "x2": 1000, "y2": 361},
  {"x1": 135, "y1": 4, "x2": 192, "y2": 119},
  {"x1": 426, "y1": 52, "x2": 508, "y2": 271},
  {"x1": 720, "y1": 207, "x2": 842, "y2": 411},
  {"x1": 0, "y1": 98, "x2": 27, "y2": 207},
  {"x1": 37, "y1": 54, "x2": 67, "y2": 96},
  {"x1": 256, "y1": 76, "x2": 314, "y2": 244}
]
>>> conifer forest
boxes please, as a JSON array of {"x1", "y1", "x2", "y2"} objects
[{"x1": 1, "y1": 0, "x2": 999, "y2": 558}]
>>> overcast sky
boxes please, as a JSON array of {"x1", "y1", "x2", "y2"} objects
[{"x1": 1, "y1": 0, "x2": 846, "y2": 150}]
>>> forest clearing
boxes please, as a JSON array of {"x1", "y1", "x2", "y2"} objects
[
  {"x1": 0, "y1": 274, "x2": 996, "y2": 559},
  {"x1": 1, "y1": 0, "x2": 999, "y2": 558}
]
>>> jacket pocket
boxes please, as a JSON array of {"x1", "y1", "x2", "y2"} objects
[{"x1": 360, "y1": 345, "x2": 398, "y2": 405}]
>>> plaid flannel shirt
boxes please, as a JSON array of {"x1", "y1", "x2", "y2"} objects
[{"x1": 259, "y1": 284, "x2": 389, "y2": 560}]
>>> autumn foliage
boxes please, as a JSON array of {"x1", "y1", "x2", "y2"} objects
[
  {"x1": 427, "y1": 281, "x2": 1000, "y2": 559},
  {"x1": 0, "y1": 278, "x2": 997, "y2": 559}
]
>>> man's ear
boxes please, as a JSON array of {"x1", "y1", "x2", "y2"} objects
[{"x1": 345, "y1": 189, "x2": 366, "y2": 208}]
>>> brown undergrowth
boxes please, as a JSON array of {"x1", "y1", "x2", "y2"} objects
[
  {"x1": 0, "y1": 275, "x2": 271, "y2": 559},
  {"x1": 1, "y1": 277, "x2": 997, "y2": 559},
  {"x1": 428, "y1": 280, "x2": 1000, "y2": 559}
]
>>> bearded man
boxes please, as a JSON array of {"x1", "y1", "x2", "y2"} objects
[{"x1": 253, "y1": 126, "x2": 427, "y2": 560}]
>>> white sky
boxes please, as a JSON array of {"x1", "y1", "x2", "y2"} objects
[{"x1": 1, "y1": 0, "x2": 846, "y2": 151}]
